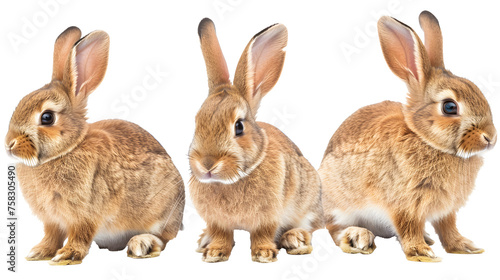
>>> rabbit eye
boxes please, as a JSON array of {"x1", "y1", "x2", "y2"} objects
[
  {"x1": 442, "y1": 100, "x2": 458, "y2": 115},
  {"x1": 41, "y1": 111, "x2": 55, "y2": 126},
  {"x1": 235, "y1": 119, "x2": 244, "y2": 136}
]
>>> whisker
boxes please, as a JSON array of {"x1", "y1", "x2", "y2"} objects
[
  {"x1": 151, "y1": 175, "x2": 184, "y2": 200},
  {"x1": 160, "y1": 191, "x2": 186, "y2": 232}
]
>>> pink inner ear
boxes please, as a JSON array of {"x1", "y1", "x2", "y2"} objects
[
  {"x1": 388, "y1": 22, "x2": 420, "y2": 81},
  {"x1": 74, "y1": 40, "x2": 98, "y2": 96},
  {"x1": 251, "y1": 35, "x2": 274, "y2": 93},
  {"x1": 249, "y1": 25, "x2": 287, "y2": 97}
]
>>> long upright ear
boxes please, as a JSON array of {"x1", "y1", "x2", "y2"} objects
[
  {"x1": 63, "y1": 30, "x2": 109, "y2": 104},
  {"x1": 378, "y1": 16, "x2": 430, "y2": 91},
  {"x1": 198, "y1": 18, "x2": 230, "y2": 92},
  {"x1": 234, "y1": 23, "x2": 287, "y2": 116},
  {"x1": 52, "y1": 26, "x2": 81, "y2": 81},
  {"x1": 419, "y1": 10, "x2": 444, "y2": 68}
]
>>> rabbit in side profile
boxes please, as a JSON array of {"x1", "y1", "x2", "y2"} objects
[
  {"x1": 319, "y1": 11, "x2": 496, "y2": 262},
  {"x1": 5, "y1": 27, "x2": 185, "y2": 265},
  {"x1": 189, "y1": 18, "x2": 324, "y2": 263}
]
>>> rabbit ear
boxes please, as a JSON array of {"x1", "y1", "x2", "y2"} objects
[
  {"x1": 52, "y1": 26, "x2": 81, "y2": 81},
  {"x1": 234, "y1": 23, "x2": 287, "y2": 116},
  {"x1": 198, "y1": 18, "x2": 230, "y2": 92},
  {"x1": 419, "y1": 11, "x2": 444, "y2": 68},
  {"x1": 378, "y1": 16, "x2": 431, "y2": 90},
  {"x1": 63, "y1": 30, "x2": 109, "y2": 104}
]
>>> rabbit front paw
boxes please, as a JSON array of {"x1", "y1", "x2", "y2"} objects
[
  {"x1": 49, "y1": 245, "x2": 87, "y2": 265},
  {"x1": 251, "y1": 244, "x2": 278, "y2": 263},
  {"x1": 202, "y1": 246, "x2": 231, "y2": 263},
  {"x1": 26, "y1": 245, "x2": 58, "y2": 261}
]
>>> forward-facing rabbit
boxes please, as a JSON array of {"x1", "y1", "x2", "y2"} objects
[
  {"x1": 5, "y1": 27, "x2": 185, "y2": 265},
  {"x1": 319, "y1": 11, "x2": 496, "y2": 262},
  {"x1": 189, "y1": 18, "x2": 324, "y2": 263}
]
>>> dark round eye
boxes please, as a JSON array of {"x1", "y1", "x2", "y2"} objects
[
  {"x1": 41, "y1": 111, "x2": 55, "y2": 125},
  {"x1": 235, "y1": 119, "x2": 244, "y2": 136},
  {"x1": 442, "y1": 100, "x2": 458, "y2": 115}
]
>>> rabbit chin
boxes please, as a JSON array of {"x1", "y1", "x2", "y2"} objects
[
  {"x1": 193, "y1": 163, "x2": 251, "y2": 185},
  {"x1": 455, "y1": 147, "x2": 489, "y2": 159},
  {"x1": 197, "y1": 175, "x2": 242, "y2": 185},
  {"x1": 10, "y1": 154, "x2": 39, "y2": 167}
]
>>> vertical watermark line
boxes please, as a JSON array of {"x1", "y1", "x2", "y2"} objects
[{"x1": 6, "y1": 165, "x2": 18, "y2": 272}]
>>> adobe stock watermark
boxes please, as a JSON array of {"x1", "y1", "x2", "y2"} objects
[
  {"x1": 268, "y1": 106, "x2": 296, "y2": 131},
  {"x1": 182, "y1": 201, "x2": 200, "y2": 229},
  {"x1": 476, "y1": 74, "x2": 500, "y2": 99},
  {"x1": 111, "y1": 64, "x2": 169, "y2": 118},
  {"x1": 212, "y1": 0, "x2": 244, "y2": 21},
  {"x1": 7, "y1": 0, "x2": 70, "y2": 54},
  {"x1": 6, "y1": 165, "x2": 18, "y2": 273},
  {"x1": 109, "y1": 266, "x2": 134, "y2": 280},
  {"x1": 281, "y1": 236, "x2": 336, "y2": 280},
  {"x1": 339, "y1": 0, "x2": 405, "y2": 63}
]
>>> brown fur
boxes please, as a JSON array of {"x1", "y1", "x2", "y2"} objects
[
  {"x1": 319, "y1": 11, "x2": 496, "y2": 262},
  {"x1": 432, "y1": 212, "x2": 483, "y2": 254},
  {"x1": 189, "y1": 18, "x2": 323, "y2": 263},
  {"x1": 5, "y1": 27, "x2": 185, "y2": 265},
  {"x1": 201, "y1": 223, "x2": 234, "y2": 262},
  {"x1": 25, "y1": 223, "x2": 66, "y2": 261}
]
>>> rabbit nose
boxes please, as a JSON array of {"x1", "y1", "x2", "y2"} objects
[
  {"x1": 483, "y1": 133, "x2": 497, "y2": 148},
  {"x1": 201, "y1": 156, "x2": 217, "y2": 172},
  {"x1": 482, "y1": 125, "x2": 497, "y2": 148},
  {"x1": 6, "y1": 139, "x2": 17, "y2": 151}
]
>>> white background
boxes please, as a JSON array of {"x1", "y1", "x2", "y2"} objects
[{"x1": 1, "y1": 1, "x2": 499, "y2": 279}]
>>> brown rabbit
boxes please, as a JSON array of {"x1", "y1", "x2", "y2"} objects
[
  {"x1": 5, "y1": 27, "x2": 185, "y2": 265},
  {"x1": 319, "y1": 11, "x2": 496, "y2": 262},
  {"x1": 188, "y1": 18, "x2": 324, "y2": 263}
]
